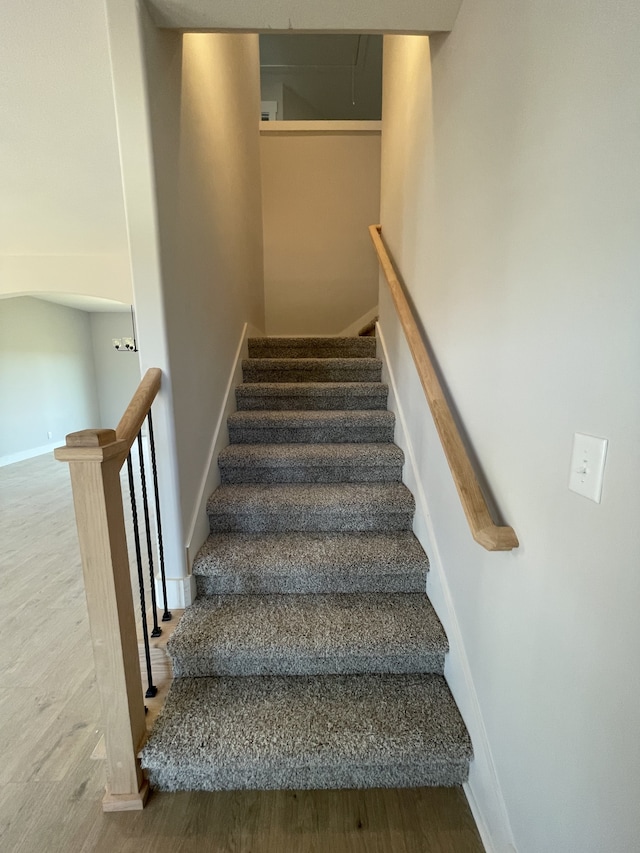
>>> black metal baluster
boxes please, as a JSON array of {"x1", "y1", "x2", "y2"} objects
[
  {"x1": 137, "y1": 432, "x2": 161, "y2": 639},
  {"x1": 126, "y1": 452, "x2": 157, "y2": 699},
  {"x1": 147, "y1": 409, "x2": 171, "y2": 622}
]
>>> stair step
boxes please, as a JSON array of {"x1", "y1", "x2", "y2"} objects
[
  {"x1": 227, "y1": 410, "x2": 395, "y2": 445},
  {"x1": 242, "y1": 358, "x2": 381, "y2": 384},
  {"x1": 236, "y1": 382, "x2": 388, "y2": 411},
  {"x1": 207, "y1": 483, "x2": 415, "y2": 533},
  {"x1": 219, "y1": 443, "x2": 403, "y2": 484},
  {"x1": 168, "y1": 593, "x2": 448, "y2": 678},
  {"x1": 141, "y1": 673, "x2": 472, "y2": 791},
  {"x1": 248, "y1": 337, "x2": 376, "y2": 360},
  {"x1": 193, "y1": 531, "x2": 429, "y2": 595}
]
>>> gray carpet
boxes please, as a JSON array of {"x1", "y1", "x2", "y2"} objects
[
  {"x1": 242, "y1": 357, "x2": 382, "y2": 383},
  {"x1": 227, "y1": 409, "x2": 395, "y2": 444},
  {"x1": 141, "y1": 674, "x2": 472, "y2": 791},
  {"x1": 218, "y1": 443, "x2": 404, "y2": 484},
  {"x1": 236, "y1": 382, "x2": 389, "y2": 411},
  {"x1": 207, "y1": 483, "x2": 416, "y2": 533},
  {"x1": 193, "y1": 531, "x2": 429, "y2": 595},
  {"x1": 167, "y1": 593, "x2": 448, "y2": 677},
  {"x1": 141, "y1": 336, "x2": 472, "y2": 792},
  {"x1": 249, "y1": 337, "x2": 376, "y2": 359}
]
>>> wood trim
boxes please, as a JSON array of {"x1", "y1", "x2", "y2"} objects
[
  {"x1": 55, "y1": 431, "x2": 149, "y2": 808},
  {"x1": 102, "y1": 780, "x2": 150, "y2": 812},
  {"x1": 53, "y1": 367, "x2": 164, "y2": 811},
  {"x1": 369, "y1": 225, "x2": 518, "y2": 552}
]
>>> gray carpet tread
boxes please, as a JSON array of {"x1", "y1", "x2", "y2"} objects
[
  {"x1": 207, "y1": 483, "x2": 415, "y2": 533},
  {"x1": 168, "y1": 593, "x2": 448, "y2": 677},
  {"x1": 243, "y1": 358, "x2": 381, "y2": 384},
  {"x1": 156, "y1": 335, "x2": 471, "y2": 793},
  {"x1": 140, "y1": 673, "x2": 472, "y2": 791},
  {"x1": 193, "y1": 531, "x2": 429, "y2": 595},
  {"x1": 248, "y1": 337, "x2": 376, "y2": 359},
  {"x1": 219, "y1": 443, "x2": 403, "y2": 484},
  {"x1": 228, "y1": 410, "x2": 395, "y2": 444},
  {"x1": 236, "y1": 382, "x2": 388, "y2": 411}
]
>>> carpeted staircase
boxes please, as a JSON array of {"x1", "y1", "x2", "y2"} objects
[{"x1": 141, "y1": 336, "x2": 472, "y2": 791}]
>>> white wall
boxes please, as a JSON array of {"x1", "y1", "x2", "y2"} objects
[
  {"x1": 107, "y1": 5, "x2": 265, "y2": 604},
  {"x1": 380, "y1": 10, "x2": 640, "y2": 853},
  {"x1": 0, "y1": 256, "x2": 132, "y2": 305},
  {"x1": 0, "y1": 0, "x2": 132, "y2": 304},
  {"x1": 260, "y1": 127, "x2": 381, "y2": 335},
  {"x1": 164, "y1": 32, "x2": 265, "y2": 537},
  {"x1": 0, "y1": 298, "x2": 100, "y2": 464},
  {"x1": 89, "y1": 313, "x2": 141, "y2": 428}
]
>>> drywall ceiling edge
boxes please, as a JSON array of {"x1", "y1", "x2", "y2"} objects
[{"x1": 145, "y1": 0, "x2": 463, "y2": 33}]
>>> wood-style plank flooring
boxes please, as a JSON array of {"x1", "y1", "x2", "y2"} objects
[{"x1": 0, "y1": 453, "x2": 485, "y2": 853}]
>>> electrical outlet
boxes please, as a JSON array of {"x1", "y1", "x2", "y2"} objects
[
  {"x1": 568, "y1": 432, "x2": 608, "y2": 503},
  {"x1": 122, "y1": 337, "x2": 136, "y2": 351},
  {"x1": 113, "y1": 338, "x2": 122, "y2": 350}
]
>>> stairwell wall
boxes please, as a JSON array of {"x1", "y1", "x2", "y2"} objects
[
  {"x1": 380, "y1": 10, "x2": 640, "y2": 853},
  {"x1": 106, "y1": 3, "x2": 265, "y2": 605},
  {"x1": 260, "y1": 126, "x2": 381, "y2": 335},
  {"x1": 165, "y1": 31, "x2": 265, "y2": 556}
]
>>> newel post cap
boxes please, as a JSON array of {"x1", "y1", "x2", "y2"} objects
[
  {"x1": 65, "y1": 429, "x2": 117, "y2": 447},
  {"x1": 54, "y1": 429, "x2": 127, "y2": 463}
]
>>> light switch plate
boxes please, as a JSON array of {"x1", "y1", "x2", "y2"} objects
[{"x1": 569, "y1": 432, "x2": 608, "y2": 503}]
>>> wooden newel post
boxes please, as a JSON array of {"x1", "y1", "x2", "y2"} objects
[{"x1": 55, "y1": 429, "x2": 149, "y2": 811}]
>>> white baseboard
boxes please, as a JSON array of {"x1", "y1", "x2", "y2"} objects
[
  {"x1": 0, "y1": 441, "x2": 62, "y2": 467},
  {"x1": 184, "y1": 323, "x2": 250, "y2": 574},
  {"x1": 155, "y1": 573, "x2": 197, "y2": 610},
  {"x1": 377, "y1": 321, "x2": 517, "y2": 853},
  {"x1": 339, "y1": 305, "x2": 378, "y2": 337}
]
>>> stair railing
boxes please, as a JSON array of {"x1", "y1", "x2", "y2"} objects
[
  {"x1": 55, "y1": 367, "x2": 171, "y2": 810},
  {"x1": 369, "y1": 225, "x2": 519, "y2": 551}
]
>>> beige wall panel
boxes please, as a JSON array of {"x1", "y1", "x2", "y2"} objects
[{"x1": 261, "y1": 130, "x2": 380, "y2": 335}]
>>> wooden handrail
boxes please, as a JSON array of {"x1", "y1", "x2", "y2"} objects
[
  {"x1": 369, "y1": 225, "x2": 519, "y2": 551},
  {"x1": 115, "y1": 367, "x2": 162, "y2": 460}
]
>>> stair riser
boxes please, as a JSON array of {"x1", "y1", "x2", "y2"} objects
[
  {"x1": 195, "y1": 571, "x2": 426, "y2": 596},
  {"x1": 236, "y1": 392, "x2": 388, "y2": 411},
  {"x1": 228, "y1": 425, "x2": 394, "y2": 444},
  {"x1": 170, "y1": 652, "x2": 445, "y2": 679},
  {"x1": 243, "y1": 363, "x2": 382, "y2": 383},
  {"x1": 145, "y1": 760, "x2": 469, "y2": 792},
  {"x1": 208, "y1": 511, "x2": 414, "y2": 534},
  {"x1": 219, "y1": 464, "x2": 403, "y2": 484},
  {"x1": 249, "y1": 339, "x2": 376, "y2": 359}
]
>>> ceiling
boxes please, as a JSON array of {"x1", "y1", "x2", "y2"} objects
[
  {"x1": 147, "y1": 0, "x2": 463, "y2": 32},
  {"x1": 1, "y1": 293, "x2": 131, "y2": 313},
  {"x1": 0, "y1": 1, "x2": 129, "y2": 256}
]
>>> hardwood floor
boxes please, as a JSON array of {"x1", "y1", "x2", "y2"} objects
[{"x1": 0, "y1": 453, "x2": 485, "y2": 853}]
